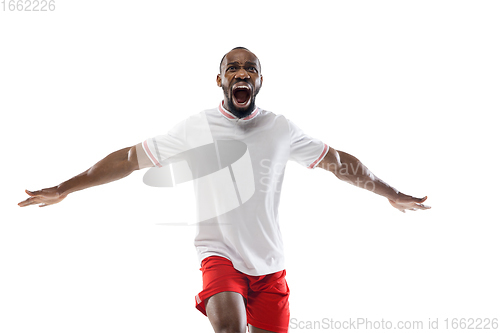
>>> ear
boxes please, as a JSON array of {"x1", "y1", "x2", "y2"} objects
[
  {"x1": 256, "y1": 75, "x2": 263, "y2": 90},
  {"x1": 216, "y1": 74, "x2": 222, "y2": 87}
]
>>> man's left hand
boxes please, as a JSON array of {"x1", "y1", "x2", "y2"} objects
[{"x1": 388, "y1": 195, "x2": 431, "y2": 213}]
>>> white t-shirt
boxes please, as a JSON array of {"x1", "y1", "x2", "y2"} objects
[{"x1": 142, "y1": 102, "x2": 328, "y2": 276}]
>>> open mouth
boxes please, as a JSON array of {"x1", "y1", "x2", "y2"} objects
[{"x1": 232, "y1": 85, "x2": 251, "y2": 108}]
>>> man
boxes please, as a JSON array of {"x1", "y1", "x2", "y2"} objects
[{"x1": 18, "y1": 47, "x2": 430, "y2": 333}]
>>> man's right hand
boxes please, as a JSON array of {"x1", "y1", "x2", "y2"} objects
[
  {"x1": 17, "y1": 143, "x2": 154, "y2": 208},
  {"x1": 18, "y1": 188, "x2": 67, "y2": 208}
]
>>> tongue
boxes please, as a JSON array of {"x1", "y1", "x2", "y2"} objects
[{"x1": 234, "y1": 90, "x2": 248, "y2": 104}]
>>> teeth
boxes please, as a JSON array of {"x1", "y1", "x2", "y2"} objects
[{"x1": 234, "y1": 86, "x2": 250, "y2": 90}]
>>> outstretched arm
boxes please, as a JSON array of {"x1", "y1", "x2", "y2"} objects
[
  {"x1": 18, "y1": 143, "x2": 154, "y2": 207},
  {"x1": 316, "y1": 147, "x2": 430, "y2": 213}
]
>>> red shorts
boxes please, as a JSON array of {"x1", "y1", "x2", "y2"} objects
[{"x1": 195, "y1": 256, "x2": 290, "y2": 333}]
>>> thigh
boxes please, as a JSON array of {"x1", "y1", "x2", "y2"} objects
[
  {"x1": 246, "y1": 270, "x2": 290, "y2": 333},
  {"x1": 205, "y1": 291, "x2": 247, "y2": 333},
  {"x1": 195, "y1": 256, "x2": 249, "y2": 315}
]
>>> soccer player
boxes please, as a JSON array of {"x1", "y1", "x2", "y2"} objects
[{"x1": 18, "y1": 47, "x2": 430, "y2": 333}]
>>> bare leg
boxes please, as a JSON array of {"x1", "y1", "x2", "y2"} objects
[
  {"x1": 205, "y1": 291, "x2": 247, "y2": 333},
  {"x1": 249, "y1": 324, "x2": 276, "y2": 333}
]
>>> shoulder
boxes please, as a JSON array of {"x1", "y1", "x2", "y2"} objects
[
  {"x1": 258, "y1": 108, "x2": 288, "y2": 122},
  {"x1": 259, "y1": 108, "x2": 294, "y2": 131}
]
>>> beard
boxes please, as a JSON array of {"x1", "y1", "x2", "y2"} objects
[{"x1": 222, "y1": 84, "x2": 258, "y2": 119}]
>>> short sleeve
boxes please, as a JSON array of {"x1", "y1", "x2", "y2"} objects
[
  {"x1": 288, "y1": 119, "x2": 329, "y2": 169},
  {"x1": 142, "y1": 112, "x2": 214, "y2": 168},
  {"x1": 142, "y1": 119, "x2": 187, "y2": 168}
]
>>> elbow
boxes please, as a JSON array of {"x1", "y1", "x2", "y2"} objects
[
  {"x1": 127, "y1": 146, "x2": 140, "y2": 172},
  {"x1": 318, "y1": 147, "x2": 342, "y2": 174}
]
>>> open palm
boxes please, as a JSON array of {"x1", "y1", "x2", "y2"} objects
[
  {"x1": 18, "y1": 188, "x2": 67, "y2": 208},
  {"x1": 388, "y1": 195, "x2": 430, "y2": 213}
]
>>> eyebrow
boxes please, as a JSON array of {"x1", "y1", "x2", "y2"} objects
[
  {"x1": 226, "y1": 61, "x2": 260, "y2": 72},
  {"x1": 226, "y1": 61, "x2": 258, "y2": 67}
]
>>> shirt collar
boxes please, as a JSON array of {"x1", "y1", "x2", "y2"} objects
[{"x1": 218, "y1": 101, "x2": 260, "y2": 122}]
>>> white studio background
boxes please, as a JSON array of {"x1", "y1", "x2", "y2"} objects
[{"x1": 1, "y1": 1, "x2": 499, "y2": 332}]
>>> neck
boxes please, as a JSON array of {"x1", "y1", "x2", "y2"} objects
[{"x1": 222, "y1": 99, "x2": 256, "y2": 119}]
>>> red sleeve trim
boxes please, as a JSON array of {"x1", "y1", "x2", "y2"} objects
[
  {"x1": 143, "y1": 140, "x2": 162, "y2": 167},
  {"x1": 307, "y1": 143, "x2": 328, "y2": 169}
]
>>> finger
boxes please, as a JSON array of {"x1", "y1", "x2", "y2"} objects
[
  {"x1": 18, "y1": 197, "x2": 33, "y2": 207},
  {"x1": 25, "y1": 189, "x2": 44, "y2": 197},
  {"x1": 25, "y1": 189, "x2": 37, "y2": 196},
  {"x1": 418, "y1": 196, "x2": 428, "y2": 203},
  {"x1": 401, "y1": 195, "x2": 428, "y2": 204},
  {"x1": 18, "y1": 197, "x2": 40, "y2": 207},
  {"x1": 411, "y1": 202, "x2": 431, "y2": 209}
]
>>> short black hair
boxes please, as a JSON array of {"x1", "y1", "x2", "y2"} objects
[{"x1": 219, "y1": 47, "x2": 260, "y2": 74}]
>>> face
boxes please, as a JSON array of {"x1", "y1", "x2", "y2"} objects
[{"x1": 217, "y1": 49, "x2": 263, "y2": 118}]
